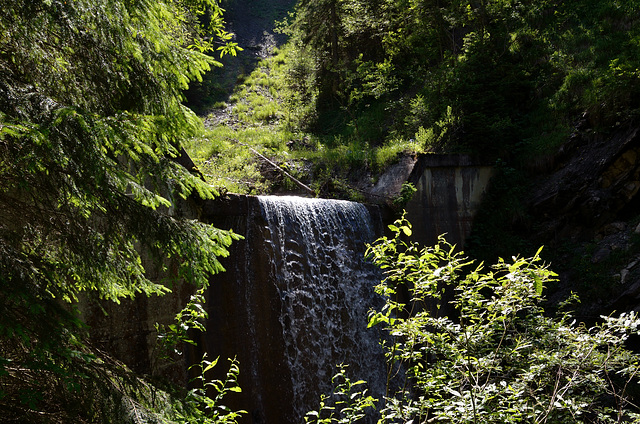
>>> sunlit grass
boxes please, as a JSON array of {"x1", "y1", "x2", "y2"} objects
[
  {"x1": 184, "y1": 122, "x2": 296, "y2": 194},
  {"x1": 374, "y1": 138, "x2": 423, "y2": 172},
  {"x1": 184, "y1": 40, "x2": 414, "y2": 199}
]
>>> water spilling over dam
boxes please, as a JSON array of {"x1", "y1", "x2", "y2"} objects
[
  {"x1": 78, "y1": 156, "x2": 495, "y2": 423},
  {"x1": 202, "y1": 195, "x2": 387, "y2": 423}
]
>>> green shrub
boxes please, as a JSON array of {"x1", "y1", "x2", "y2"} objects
[
  {"x1": 309, "y1": 216, "x2": 640, "y2": 423},
  {"x1": 391, "y1": 183, "x2": 417, "y2": 210},
  {"x1": 305, "y1": 365, "x2": 376, "y2": 424}
]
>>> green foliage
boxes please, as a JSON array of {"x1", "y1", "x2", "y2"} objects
[
  {"x1": 186, "y1": 34, "x2": 424, "y2": 200},
  {"x1": 185, "y1": 125, "x2": 282, "y2": 194},
  {"x1": 0, "y1": 0, "x2": 242, "y2": 420},
  {"x1": 391, "y1": 182, "x2": 417, "y2": 210},
  {"x1": 305, "y1": 365, "x2": 377, "y2": 424},
  {"x1": 152, "y1": 282, "x2": 246, "y2": 424},
  {"x1": 279, "y1": 42, "x2": 320, "y2": 131},
  {"x1": 372, "y1": 139, "x2": 422, "y2": 173},
  {"x1": 156, "y1": 288, "x2": 209, "y2": 357},
  {"x1": 175, "y1": 356, "x2": 246, "y2": 424},
  {"x1": 184, "y1": 47, "x2": 307, "y2": 195},
  {"x1": 311, "y1": 217, "x2": 640, "y2": 423},
  {"x1": 412, "y1": 105, "x2": 459, "y2": 153},
  {"x1": 0, "y1": 0, "x2": 240, "y2": 298},
  {"x1": 276, "y1": 0, "x2": 640, "y2": 163},
  {"x1": 187, "y1": 0, "x2": 640, "y2": 200},
  {"x1": 188, "y1": 0, "x2": 640, "y2": 199}
]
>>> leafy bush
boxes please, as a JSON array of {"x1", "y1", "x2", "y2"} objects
[
  {"x1": 305, "y1": 365, "x2": 377, "y2": 424},
  {"x1": 391, "y1": 183, "x2": 417, "y2": 210},
  {"x1": 176, "y1": 356, "x2": 245, "y2": 424},
  {"x1": 309, "y1": 217, "x2": 640, "y2": 423}
]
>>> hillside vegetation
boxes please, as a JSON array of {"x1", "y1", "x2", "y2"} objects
[
  {"x1": 3, "y1": 0, "x2": 640, "y2": 422},
  {"x1": 186, "y1": 0, "x2": 640, "y2": 201}
]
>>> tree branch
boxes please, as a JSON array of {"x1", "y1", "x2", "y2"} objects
[{"x1": 243, "y1": 144, "x2": 315, "y2": 195}]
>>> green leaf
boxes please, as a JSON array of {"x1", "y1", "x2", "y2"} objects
[{"x1": 530, "y1": 271, "x2": 543, "y2": 295}]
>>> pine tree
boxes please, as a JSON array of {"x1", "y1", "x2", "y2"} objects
[{"x1": 0, "y1": 0, "x2": 239, "y2": 420}]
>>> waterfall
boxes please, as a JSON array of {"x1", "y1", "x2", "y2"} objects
[
  {"x1": 203, "y1": 194, "x2": 387, "y2": 423},
  {"x1": 257, "y1": 196, "x2": 386, "y2": 421}
]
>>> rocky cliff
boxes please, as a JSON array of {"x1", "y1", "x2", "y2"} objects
[{"x1": 478, "y1": 117, "x2": 640, "y2": 318}]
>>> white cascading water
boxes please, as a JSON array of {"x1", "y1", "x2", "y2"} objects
[{"x1": 258, "y1": 196, "x2": 387, "y2": 421}]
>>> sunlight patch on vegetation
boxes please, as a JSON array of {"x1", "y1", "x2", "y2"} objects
[
  {"x1": 185, "y1": 125, "x2": 294, "y2": 194},
  {"x1": 186, "y1": 43, "x2": 422, "y2": 198}
]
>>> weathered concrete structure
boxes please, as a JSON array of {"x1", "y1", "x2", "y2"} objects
[
  {"x1": 404, "y1": 154, "x2": 494, "y2": 248},
  {"x1": 199, "y1": 195, "x2": 386, "y2": 424},
  {"x1": 79, "y1": 154, "x2": 495, "y2": 424}
]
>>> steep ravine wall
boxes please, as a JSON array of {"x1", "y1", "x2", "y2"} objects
[{"x1": 521, "y1": 123, "x2": 640, "y2": 317}]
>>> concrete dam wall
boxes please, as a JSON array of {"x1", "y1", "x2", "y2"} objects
[
  {"x1": 404, "y1": 154, "x2": 494, "y2": 248},
  {"x1": 78, "y1": 154, "x2": 495, "y2": 423}
]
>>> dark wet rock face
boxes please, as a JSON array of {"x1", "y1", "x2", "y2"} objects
[
  {"x1": 519, "y1": 120, "x2": 640, "y2": 317},
  {"x1": 529, "y1": 124, "x2": 640, "y2": 244}
]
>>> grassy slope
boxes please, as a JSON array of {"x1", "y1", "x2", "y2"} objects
[{"x1": 185, "y1": 42, "x2": 423, "y2": 200}]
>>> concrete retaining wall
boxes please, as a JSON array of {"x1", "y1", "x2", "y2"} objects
[{"x1": 405, "y1": 154, "x2": 494, "y2": 248}]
